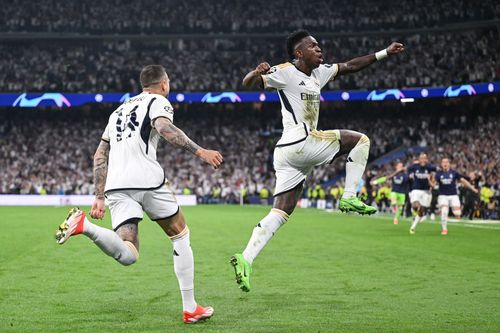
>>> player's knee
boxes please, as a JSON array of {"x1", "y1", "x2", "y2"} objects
[
  {"x1": 117, "y1": 241, "x2": 139, "y2": 266},
  {"x1": 258, "y1": 208, "x2": 289, "y2": 231},
  {"x1": 358, "y1": 134, "x2": 370, "y2": 147}
]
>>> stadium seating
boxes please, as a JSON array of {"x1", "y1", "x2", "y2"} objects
[
  {"x1": 1, "y1": 0, "x2": 498, "y2": 33},
  {"x1": 1, "y1": 28, "x2": 498, "y2": 92}
]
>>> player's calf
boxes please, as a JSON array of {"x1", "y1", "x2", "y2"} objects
[{"x1": 55, "y1": 208, "x2": 139, "y2": 266}]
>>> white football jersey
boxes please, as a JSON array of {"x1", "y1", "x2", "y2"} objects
[
  {"x1": 101, "y1": 92, "x2": 174, "y2": 193},
  {"x1": 261, "y1": 62, "x2": 339, "y2": 146}
]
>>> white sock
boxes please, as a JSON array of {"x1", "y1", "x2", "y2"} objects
[
  {"x1": 171, "y1": 227, "x2": 196, "y2": 313},
  {"x1": 83, "y1": 217, "x2": 138, "y2": 266},
  {"x1": 441, "y1": 206, "x2": 449, "y2": 231},
  {"x1": 242, "y1": 208, "x2": 289, "y2": 265},
  {"x1": 410, "y1": 215, "x2": 421, "y2": 230},
  {"x1": 342, "y1": 135, "x2": 370, "y2": 198}
]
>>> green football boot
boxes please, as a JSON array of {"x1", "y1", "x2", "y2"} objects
[
  {"x1": 339, "y1": 197, "x2": 377, "y2": 215},
  {"x1": 229, "y1": 253, "x2": 252, "y2": 292}
]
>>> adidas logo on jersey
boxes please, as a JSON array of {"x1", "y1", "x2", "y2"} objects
[{"x1": 299, "y1": 81, "x2": 306, "y2": 86}]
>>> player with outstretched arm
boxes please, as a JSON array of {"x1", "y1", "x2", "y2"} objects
[
  {"x1": 55, "y1": 65, "x2": 223, "y2": 324},
  {"x1": 230, "y1": 30, "x2": 404, "y2": 292},
  {"x1": 432, "y1": 158, "x2": 478, "y2": 235}
]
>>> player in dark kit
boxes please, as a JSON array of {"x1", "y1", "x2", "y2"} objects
[
  {"x1": 408, "y1": 153, "x2": 436, "y2": 234},
  {"x1": 432, "y1": 158, "x2": 478, "y2": 235},
  {"x1": 462, "y1": 171, "x2": 482, "y2": 219},
  {"x1": 371, "y1": 162, "x2": 410, "y2": 224}
]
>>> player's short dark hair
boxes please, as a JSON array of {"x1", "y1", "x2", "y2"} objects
[
  {"x1": 286, "y1": 30, "x2": 311, "y2": 60},
  {"x1": 140, "y1": 65, "x2": 166, "y2": 88}
]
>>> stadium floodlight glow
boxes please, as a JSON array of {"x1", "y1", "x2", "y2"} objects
[
  {"x1": 95, "y1": 94, "x2": 103, "y2": 102},
  {"x1": 176, "y1": 93, "x2": 185, "y2": 102},
  {"x1": 1, "y1": 81, "x2": 499, "y2": 107},
  {"x1": 400, "y1": 98, "x2": 415, "y2": 103}
]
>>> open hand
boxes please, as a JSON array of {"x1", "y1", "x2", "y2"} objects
[
  {"x1": 198, "y1": 149, "x2": 224, "y2": 169},
  {"x1": 387, "y1": 42, "x2": 405, "y2": 55},
  {"x1": 90, "y1": 197, "x2": 106, "y2": 219}
]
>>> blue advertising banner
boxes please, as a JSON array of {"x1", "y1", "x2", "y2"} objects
[{"x1": 0, "y1": 82, "x2": 497, "y2": 108}]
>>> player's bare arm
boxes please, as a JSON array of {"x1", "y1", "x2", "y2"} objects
[
  {"x1": 460, "y1": 177, "x2": 478, "y2": 193},
  {"x1": 337, "y1": 42, "x2": 405, "y2": 76},
  {"x1": 242, "y1": 62, "x2": 270, "y2": 89},
  {"x1": 429, "y1": 173, "x2": 437, "y2": 189},
  {"x1": 154, "y1": 117, "x2": 223, "y2": 169},
  {"x1": 90, "y1": 140, "x2": 110, "y2": 219}
]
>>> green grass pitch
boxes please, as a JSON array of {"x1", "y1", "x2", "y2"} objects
[{"x1": 1, "y1": 205, "x2": 499, "y2": 332}]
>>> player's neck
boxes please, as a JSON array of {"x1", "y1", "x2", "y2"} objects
[
  {"x1": 142, "y1": 88, "x2": 163, "y2": 95},
  {"x1": 293, "y1": 60, "x2": 313, "y2": 76}
]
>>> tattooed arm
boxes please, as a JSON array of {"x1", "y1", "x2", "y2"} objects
[
  {"x1": 90, "y1": 140, "x2": 110, "y2": 219},
  {"x1": 153, "y1": 117, "x2": 223, "y2": 168}
]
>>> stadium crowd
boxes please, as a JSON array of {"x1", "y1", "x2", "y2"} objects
[
  {"x1": 1, "y1": 27, "x2": 498, "y2": 93},
  {"x1": 1, "y1": 0, "x2": 499, "y2": 34},
  {"x1": 0, "y1": 99, "x2": 498, "y2": 218}
]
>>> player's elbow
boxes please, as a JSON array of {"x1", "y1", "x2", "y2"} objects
[{"x1": 242, "y1": 77, "x2": 252, "y2": 89}]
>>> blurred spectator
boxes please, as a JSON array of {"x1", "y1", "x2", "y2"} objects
[
  {"x1": 0, "y1": 27, "x2": 498, "y2": 92},
  {"x1": 1, "y1": 0, "x2": 499, "y2": 34}
]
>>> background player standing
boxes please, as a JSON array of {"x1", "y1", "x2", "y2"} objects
[
  {"x1": 231, "y1": 30, "x2": 404, "y2": 292},
  {"x1": 432, "y1": 158, "x2": 478, "y2": 235},
  {"x1": 55, "y1": 65, "x2": 223, "y2": 323}
]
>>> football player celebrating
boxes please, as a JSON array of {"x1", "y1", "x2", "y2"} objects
[
  {"x1": 231, "y1": 30, "x2": 404, "y2": 292},
  {"x1": 371, "y1": 162, "x2": 410, "y2": 225},
  {"x1": 55, "y1": 65, "x2": 222, "y2": 323},
  {"x1": 408, "y1": 153, "x2": 436, "y2": 234},
  {"x1": 433, "y1": 158, "x2": 478, "y2": 235}
]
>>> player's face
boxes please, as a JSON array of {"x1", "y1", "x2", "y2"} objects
[
  {"x1": 296, "y1": 36, "x2": 323, "y2": 68},
  {"x1": 396, "y1": 162, "x2": 404, "y2": 171},
  {"x1": 441, "y1": 159, "x2": 450, "y2": 171},
  {"x1": 161, "y1": 73, "x2": 170, "y2": 96},
  {"x1": 418, "y1": 154, "x2": 428, "y2": 166}
]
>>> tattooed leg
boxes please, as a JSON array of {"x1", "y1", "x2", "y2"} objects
[
  {"x1": 115, "y1": 220, "x2": 140, "y2": 250},
  {"x1": 76, "y1": 218, "x2": 140, "y2": 266}
]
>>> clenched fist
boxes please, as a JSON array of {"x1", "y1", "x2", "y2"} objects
[
  {"x1": 254, "y1": 62, "x2": 271, "y2": 75},
  {"x1": 387, "y1": 42, "x2": 405, "y2": 55}
]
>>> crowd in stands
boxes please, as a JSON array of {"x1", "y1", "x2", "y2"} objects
[
  {"x1": 1, "y1": 27, "x2": 498, "y2": 93},
  {"x1": 2, "y1": 0, "x2": 499, "y2": 34},
  {"x1": 0, "y1": 98, "x2": 498, "y2": 218}
]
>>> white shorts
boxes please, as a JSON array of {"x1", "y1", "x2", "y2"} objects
[
  {"x1": 105, "y1": 183, "x2": 179, "y2": 230},
  {"x1": 438, "y1": 195, "x2": 461, "y2": 208},
  {"x1": 409, "y1": 189, "x2": 432, "y2": 207},
  {"x1": 273, "y1": 129, "x2": 340, "y2": 196}
]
